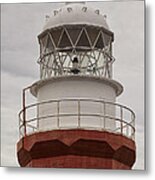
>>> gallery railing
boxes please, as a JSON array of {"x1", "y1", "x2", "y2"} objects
[{"x1": 19, "y1": 98, "x2": 135, "y2": 140}]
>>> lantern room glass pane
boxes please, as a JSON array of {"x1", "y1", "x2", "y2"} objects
[
  {"x1": 46, "y1": 37, "x2": 54, "y2": 53},
  {"x1": 95, "y1": 33, "x2": 105, "y2": 49},
  {"x1": 86, "y1": 27, "x2": 100, "y2": 45},
  {"x1": 67, "y1": 27, "x2": 82, "y2": 45},
  {"x1": 76, "y1": 30, "x2": 90, "y2": 47},
  {"x1": 59, "y1": 31, "x2": 72, "y2": 48},
  {"x1": 50, "y1": 28, "x2": 62, "y2": 47},
  {"x1": 103, "y1": 33, "x2": 111, "y2": 46}
]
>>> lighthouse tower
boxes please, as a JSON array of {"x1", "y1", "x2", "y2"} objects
[{"x1": 17, "y1": 3, "x2": 136, "y2": 169}]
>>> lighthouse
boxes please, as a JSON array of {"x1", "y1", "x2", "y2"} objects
[{"x1": 17, "y1": 2, "x2": 136, "y2": 169}]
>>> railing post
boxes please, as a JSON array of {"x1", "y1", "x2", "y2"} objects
[
  {"x1": 103, "y1": 102, "x2": 106, "y2": 130},
  {"x1": 19, "y1": 113, "x2": 21, "y2": 139},
  {"x1": 131, "y1": 113, "x2": 135, "y2": 140},
  {"x1": 57, "y1": 101, "x2": 60, "y2": 129},
  {"x1": 37, "y1": 103, "x2": 39, "y2": 131},
  {"x1": 120, "y1": 106, "x2": 123, "y2": 135},
  {"x1": 126, "y1": 123, "x2": 129, "y2": 137},
  {"x1": 22, "y1": 86, "x2": 31, "y2": 137},
  {"x1": 78, "y1": 100, "x2": 81, "y2": 128},
  {"x1": 133, "y1": 114, "x2": 135, "y2": 139},
  {"x1": 23, "y1": 89, "x2": 26, "y2": 136}
]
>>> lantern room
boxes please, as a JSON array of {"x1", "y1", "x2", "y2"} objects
[{"x1": 38, "y1": 3, "x2": 114, "y2": 79}]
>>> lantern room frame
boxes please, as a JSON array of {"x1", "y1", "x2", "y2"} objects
[{"x1": 38, "y1": 25, "x2": 114, "y2": 79}]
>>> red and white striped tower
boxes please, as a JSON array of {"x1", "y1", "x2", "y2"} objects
[{"x1": 17, "y1": 3, "x2": 136, "y2": 169}]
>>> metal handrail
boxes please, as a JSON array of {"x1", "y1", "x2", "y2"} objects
[
  {"x1": 19, "y1": 98, "x2": 135, "y2": 115},
  {"x1": 18, "y1": 98, "x2": 135, "y2": 140},
  {"x1": 25, "y1": 114, "x2": 135, "y2": 134}
]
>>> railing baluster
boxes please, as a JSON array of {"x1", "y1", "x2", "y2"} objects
[
  {"x1": 120, "y1": 106, "x2": 123, "y2": 135},
  {"x1": 131, "y1": 113, "x2": 135, "y2": 140},
  {"x1": 37, "y1": 103, "x2": 39, "y2": 131},
  {"x1": 23, "y1": 108, "x2": 26, "y2": 135},
  {"x1": 23, "y1": 89, "x2": 26, "y2": 136},
  {"x1": 103, "y1": 102, "x2": 106, "y2": 130},
  {"x1": 126, "y1": 124, "x2": 129, "y2": 137},
  {"x1": 78, "y1": 100, "x2": 81, "y2": 128},
  {"x1": 19, "y1": 114, "x2": 21, "y2": 139},
  {"x1": 57, "y1": 101, "x2": 60, "y2": 129}
]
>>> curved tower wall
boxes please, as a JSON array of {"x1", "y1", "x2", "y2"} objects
[{"x1": 35, "y1": 77, "x2": 117, "y2": 131}]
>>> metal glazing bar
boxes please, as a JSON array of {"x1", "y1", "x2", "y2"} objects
[
  {"x1": 57, "y1": 28, "x2": 65, "y2": 47},
  {"x1": 83, "y1": 27, "x2": 92, "y2": 47},
  {"x1": 74, "y1": 27, "x2": 84, "y2": 46},
  {"x1": 48, "y1": 31, "x2": 56, "y2": 48},
  {"x1": 64, "y1": 27, "x2": 74, "y2": 47}
]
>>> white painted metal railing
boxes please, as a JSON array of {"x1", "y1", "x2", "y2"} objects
[{"x1": 19, "y1": 98, "x2": 135, "y2": 140}]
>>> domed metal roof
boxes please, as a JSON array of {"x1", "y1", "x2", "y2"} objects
[{"x1": 43, "y1": 3, "x2": 109, "y2": 31}]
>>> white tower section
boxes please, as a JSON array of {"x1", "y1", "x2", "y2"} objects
[
  {"x1": 18, "y1": 3, "x2": 135, "y2": 140},
  {"x1": 29, "y1": 3, "x2": 124, "y2": 133},
  {"x1": 31, "y1": 75, "x2": 122, "y2": 131}
]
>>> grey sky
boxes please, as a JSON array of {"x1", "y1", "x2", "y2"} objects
[{"x1": 1, "y1": 1, "x2": 144, "y2": 169}]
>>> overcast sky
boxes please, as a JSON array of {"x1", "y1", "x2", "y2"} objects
[{"x1": 1, "y1": 0, "x2": 144, "y2": 169}]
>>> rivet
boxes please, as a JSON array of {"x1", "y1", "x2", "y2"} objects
[
  {"x1": 67, "y1": 7, "x2": 72, "y2": 12},
  {"x1": 95, "y1": 9, "x2": 100, "y2": 15},
  {"x1": 82, "y1": 7, "x2": 87, "y2": 12},
  {"x1": 104, "y1": 15, "x2": 107, "y2": 19},
  {"x1": 45, "y1": 15, "x2": 50, "y2": 22},
  {"x1": 54, "y1": 10, "x2": 58, "y2": 16}
]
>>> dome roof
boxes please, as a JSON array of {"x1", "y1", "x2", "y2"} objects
[{"x1": 43, "y1": 3, "x2": 109, "y2": 31}]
